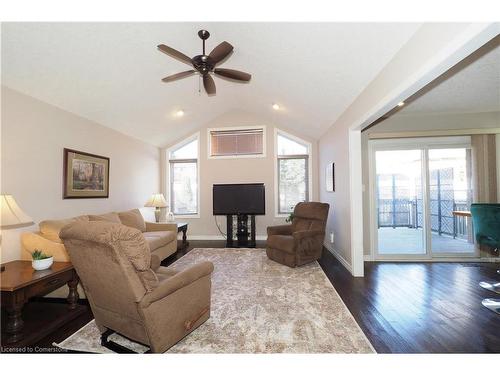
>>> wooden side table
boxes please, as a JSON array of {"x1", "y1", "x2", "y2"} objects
[
  {"x1": 176, "y1": 222, "x2": 189, "y2": 252},
  {"x1": 1, "y1": 260, "x2": 84, "y2": 346}
]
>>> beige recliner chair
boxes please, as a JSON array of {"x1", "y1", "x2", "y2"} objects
[
  {"x1": 60, "y1": 221, "x2": 213, "y2": 353},
  {"x1": 266, "y1": 202, "x2": 329, "y2": 268}
]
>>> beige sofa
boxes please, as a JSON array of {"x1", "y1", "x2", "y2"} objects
[{"x1": 21, "y1": 209, "x2": 178, "y2": 263}]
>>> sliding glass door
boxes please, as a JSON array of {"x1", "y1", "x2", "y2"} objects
[
  {"x1": 428, "y1": 148, "x2": 475, "y2": 255},
  {"x1": 375, "y1": 150, "x2": 426, "y2": 255},
  {"x1": 370, "y1": 137, "x2": 476, "y2": 260}
]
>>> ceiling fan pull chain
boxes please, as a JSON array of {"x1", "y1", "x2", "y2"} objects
[{"x1": 198, "y1": 75, "x2": 201, "y2": 95}]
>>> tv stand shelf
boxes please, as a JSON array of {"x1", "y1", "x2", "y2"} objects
[{"x1": 225, "y1": 214, "x2": 256, "y2": 248}]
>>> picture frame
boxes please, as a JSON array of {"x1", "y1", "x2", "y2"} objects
[
  {"x1": 63, "y1": 148, "x2": 110, "y2": 199},
  {"x1": 325, "y1": 162, "x2": 335, "y2": 192}
]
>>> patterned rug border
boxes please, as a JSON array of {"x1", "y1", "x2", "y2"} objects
[{"x1": 55, "y1": 248, "x2": 376, "y2": 354}]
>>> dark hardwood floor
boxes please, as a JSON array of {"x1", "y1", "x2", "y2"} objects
[
  {"x1": 318, "y1": 250, "x2": 500, "y2": 353},
  {"x1": 4, "y1": 240, "x2": 499, "y2": 353}
]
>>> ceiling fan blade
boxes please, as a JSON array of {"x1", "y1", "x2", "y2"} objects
[
  {"x1": 214, "y1": 68, "x2": 251, "y2": 82},
  {"x1": 203, "y1": 74, "x2": 216, "y2": 95},
  {"x1": 157, "y1": 44, "x2": 192, "y2": 65},
  {"x1": 161, "y1": 70, "x2": 196, "y2": 82},
  {"x1": 209, "y1": 41, "x2": 233, "y2": 64}
]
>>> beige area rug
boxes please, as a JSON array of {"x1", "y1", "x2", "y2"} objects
[{"x1": 56, "y1": 248, "x2": 374, "y2": 353}]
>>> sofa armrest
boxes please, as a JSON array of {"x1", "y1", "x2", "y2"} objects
[
  {"x1": 145, "y1": 222, "x2": 177, "y2": 232},
  {"x1": 140, "y1": 261, "x2": 214, "y2": 307},
  {"x1": 292, "y1": 230, "x2": 325, "y2": 240},
  {"x1": 21, "y1": 232, "x2": 70, "y2": 262},
  {"x1": 267, "y1": 224, "x2": 293, "y2": 236}
]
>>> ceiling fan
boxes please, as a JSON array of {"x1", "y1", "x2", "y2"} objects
[{"x1": 157, "y1": 29, "x2": 252, "y2": 95}]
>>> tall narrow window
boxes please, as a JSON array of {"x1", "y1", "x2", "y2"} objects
[
  {"x1": 276, "y1": 131, "x2": 311, "y2": 214},
  {"x1": 168, "y1": 135, "x2": 199, "y2": 215}
]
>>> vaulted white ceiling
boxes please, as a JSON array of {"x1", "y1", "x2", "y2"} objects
[
  {"x1": 397, "y1": 35, "x2": 500, "y2": 116},
  {"x1": 1, "y1": 23, "x2": 421, "y2": 146}
]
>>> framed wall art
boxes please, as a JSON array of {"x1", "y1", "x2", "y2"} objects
[
  {"x1": 325, "y1": 162, "x2": 335, "y2": 192},
  {"x1": 63, "y1": 148, "x2": 110, "y2": 199}
]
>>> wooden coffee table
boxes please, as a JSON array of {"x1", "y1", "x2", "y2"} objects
[{"x1": 1, "y1": 260, "x2": 85, "y2": 347}]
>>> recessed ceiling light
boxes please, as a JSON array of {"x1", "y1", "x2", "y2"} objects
[
  {"x1": 175, "y1": 110, "x2": 185, "y2": 117},
  {"x1": 397, "y1": 101, "x2": 405, "y2": 107},
  {"x1": 272, "y1": 103, "x2": 280, "y2": 110}
]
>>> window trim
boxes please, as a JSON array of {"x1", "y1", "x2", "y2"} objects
[
  {"x1": 274, "y1": 128, "x2": 312, "y2": 217},
  {"x1": 166, "y1": 132, "x2": 200, "y2": 218},
  {"x1": 207, "y1": 125, "x2": 267, "y2": 159}
]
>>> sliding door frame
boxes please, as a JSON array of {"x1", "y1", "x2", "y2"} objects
[{"x1": 369, "y1": 136, "x2": 477, "y2": 261}]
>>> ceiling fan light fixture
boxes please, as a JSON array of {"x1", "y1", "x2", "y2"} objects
[{"x1": 158, "y1": 30, "x2": 251, "y2": 96}]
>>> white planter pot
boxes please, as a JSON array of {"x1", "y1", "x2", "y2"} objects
[{"x1": 32, "y1": 257, "x2": 54, "y2": 271}]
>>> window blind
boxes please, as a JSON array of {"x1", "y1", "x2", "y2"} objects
[{"x1": 210, "y1": 128, "x2": 264, "y2": 156}]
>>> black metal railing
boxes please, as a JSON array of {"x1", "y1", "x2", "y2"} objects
[{"x1": 377, "y1": 170, "x2": 471, "y2": 240}]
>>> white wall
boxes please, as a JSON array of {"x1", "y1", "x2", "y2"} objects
[
  {"x1": 497, "y1": 134, "x2": 500, "y2": 199},
  {"x1": 1, "y1": 87, "x2": 160, "y2": 262},
  {"x1": 161, "y1": 109, "x2": 319, "y2": 239}
]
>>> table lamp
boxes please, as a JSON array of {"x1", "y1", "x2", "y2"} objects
[
  {"x1": 144, "y1": 193, "x2": 168, "y2": 223},
  {"x1": 1, "y1": 194, "x2": 34, "y2": 272}
]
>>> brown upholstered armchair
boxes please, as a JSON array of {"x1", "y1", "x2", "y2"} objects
[
  {"x1": 266, "y1": 202, "x2": 330, "y2": 267},
  {"x1": 60, "y1": 221, "x2": 213, "y2": 353}
]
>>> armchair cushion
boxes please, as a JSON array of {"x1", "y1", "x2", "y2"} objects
[
  {"x1": 267, "y1": 224, "x2": 293, "y2": 236},
  {"x1": 266, "y1": 234, "x2": 295, "y2": 254},
  {"x1": 140, "y1": 261, "x2": 214, "y2": 308},
  {"x1": 118, "y1": 209, "x2": 146, "y2": 232}
]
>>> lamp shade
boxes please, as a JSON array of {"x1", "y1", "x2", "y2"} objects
[
  {"x1": 144, "y1": 193, "x2": 168, "y2": 208},
  {"x1": 1, "y1": 194, "x2": 34, "y2": 229}
]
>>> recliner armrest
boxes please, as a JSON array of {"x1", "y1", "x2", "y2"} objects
[
  {"x1": 150, "y1": 254, "x2": 161, "y2": 271},
  {"x1": 140, "y1": 261, "x2": 214, "y2": 307},
  {"x1": 267, "y1": 224, "x2": 293, "y2": 236},
  {"x1": 292, "y1": 230, "x2": 325, "y2": 240},
  {"x1": 145, "y1": 222, "x2": 177, "y2": 232}
]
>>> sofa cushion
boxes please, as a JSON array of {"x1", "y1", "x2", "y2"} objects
[
  {"x1": 88, "y1": 212, "x2": 121, "y2": 224},
  {"x1": 143, "y1": 231, "x2": 176, "y2": 251},
  {"x1": 118, "y1": 209, "x2": 146, "y2": 232},
  {"x1": 39, "y1": 215, "x2": 89, "y2": 243},
  {"x1": 266, "y1": 234, "x2": 295, "y2": 254}
]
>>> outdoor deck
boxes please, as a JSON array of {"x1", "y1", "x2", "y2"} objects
[{"x1": 378, "y1": 227, "x2": 475, "y2": 255}]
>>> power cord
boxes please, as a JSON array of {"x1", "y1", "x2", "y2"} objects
[{"x1": 214, "y1": 215, "x2": 227, "y2": 240}]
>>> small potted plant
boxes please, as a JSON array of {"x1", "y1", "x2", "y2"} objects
[
  {"x1": 285, "y1": 205, "x2": 295, "y2": 223},
  {"x1": 31, "y1": 249, "x2": 53, "y2": 271}
]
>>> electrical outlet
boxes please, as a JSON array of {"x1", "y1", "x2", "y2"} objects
[{"x1": 330, "y1": 232, "x2": 334, "y2": 243}]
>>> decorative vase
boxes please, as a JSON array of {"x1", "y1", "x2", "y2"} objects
[
  {"x1": 32, "y1": 256, "x2": 53, "y2": 271},
  {"x1": 166, "y1": 211, "x2": 175, "y2": 223}
]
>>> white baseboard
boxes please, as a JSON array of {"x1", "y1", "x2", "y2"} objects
[
  {"x1": 188, "y1": 235, "x2": 267, "y2": 241},
  {"x1": 363, "y1": 255, "x2": 499, "y2": 263},
  {"x1": 323, "y1": 241, "x2": 353, "y2": 274}
]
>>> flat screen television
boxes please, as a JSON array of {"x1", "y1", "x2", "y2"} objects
[{"x1": 213, "y1": 183, "x2": 265, "y2": 215}]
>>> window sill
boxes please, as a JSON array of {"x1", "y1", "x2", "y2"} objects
[{"x1": 173, "y1": 214, "x2": 200, "y2": 219}]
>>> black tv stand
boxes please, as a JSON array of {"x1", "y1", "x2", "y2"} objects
[{"x1": 226, "y1": 214, "x2": 256, "y2": 248}]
